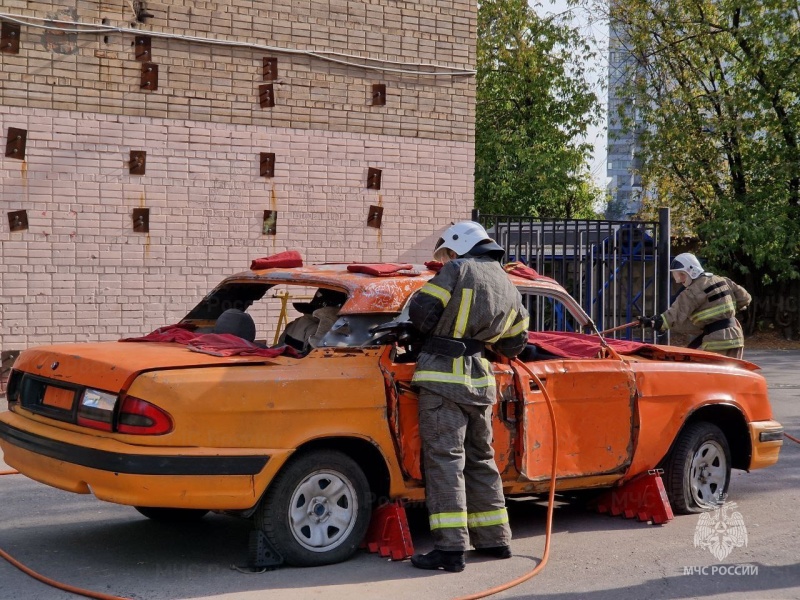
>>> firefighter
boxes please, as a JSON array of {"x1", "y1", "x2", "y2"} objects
[
  {"x1": 638, "y1": 252, "x2": 752, "y2": 358},
  {"x1": 407, "y1": 221, "x2": 529, "y2": 573}
]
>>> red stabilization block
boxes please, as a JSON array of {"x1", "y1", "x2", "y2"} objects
[
  {"x1": 592, "y1": 471, "x2": 674, "y2": 525},
  {"x1": 361, "y1": 501, "x2": 414, "y2": 560}
]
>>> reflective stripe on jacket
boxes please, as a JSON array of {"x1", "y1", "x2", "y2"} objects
[{"x1": 409, "y1": 257, "x2": 529, "y2": 404}]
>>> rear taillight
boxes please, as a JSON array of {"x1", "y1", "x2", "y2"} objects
[
  {"x1": 77, "y1": 388, "x2": 116, "y2": 431},
  {"x1": 117, "y1": 395, "x2": 173, "y2": 435}
]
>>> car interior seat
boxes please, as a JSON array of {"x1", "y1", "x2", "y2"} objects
[{"x1": 213, "y1": 308, "x2": 257, "y2": 343}]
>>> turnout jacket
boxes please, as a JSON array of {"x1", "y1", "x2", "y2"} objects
[
  {"x1": 409, "y1": 257, "x2": 529, "y2": 405},
  {"x1": 657, "y1": 274, "x2": 751, "y2": 352}
]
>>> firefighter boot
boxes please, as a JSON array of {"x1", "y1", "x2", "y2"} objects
[
  {"x1": 474, "y1": 545, "x2": 512, "y2": 559},
  {"x1": 410, "y1": 549, "x2": 466, "y2": 573}
]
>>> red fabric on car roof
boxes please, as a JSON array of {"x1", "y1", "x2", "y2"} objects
[
  {"x1": 504, "y1": 261, "x2": 560, "y2": 285},
  {"x1": 347, "y1": 263, "x2": 418, "y2": 276},
  {"x1": 250, "y1": 250, "x2": 303, "y2": 270},
  {"x1": 424, "y1": 261, "x2": 444, "y2": 272}
]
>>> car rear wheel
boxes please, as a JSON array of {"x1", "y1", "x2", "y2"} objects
[
  {"x1": 664, "y1": 422, "x2": 731, "y2": 514},
  {"x1": 255, "y1": 450, "x2": 372, "y2": 567},
  {"x1": 134, "y1": 507, "x2": 209, "y2": 522}
]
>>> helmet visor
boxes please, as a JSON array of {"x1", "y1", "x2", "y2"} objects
[{"x1": 669, "y1": 257, "x2": 687, "y2": 271}]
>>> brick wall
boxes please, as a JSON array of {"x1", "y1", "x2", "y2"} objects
[{"x1": 0, "y1": 0, "x2": 476, "y2": 350}]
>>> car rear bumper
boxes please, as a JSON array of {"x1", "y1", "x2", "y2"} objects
[
  {"x1": 749, "y1": 420, "x2": 783, "y2": 470},
  {"x1": 0, "y1": 415, "x2": 291, "y2": 510}
]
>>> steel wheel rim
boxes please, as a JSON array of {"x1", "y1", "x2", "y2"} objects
[
  {"x1": 288, "y1": 469, "x2": 358, "y2": 553},
  {"x1": 690, "y1": 440, "x2": 727, "y2": 508}
]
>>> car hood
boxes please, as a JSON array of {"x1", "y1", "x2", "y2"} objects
[{"x1": 12, "y1": 342, "x2": 281, "y2": 392}]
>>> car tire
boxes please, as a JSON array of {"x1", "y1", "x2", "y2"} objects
[
  {"x1": 664, "y1": 421, "x2": 731, "y2": 514},
  {"x1": 134, "y1": 507, "x2": 209, "y2": 522},
  {"x1": 255, "y1": 450, "x2": 372, "y2": 567}
]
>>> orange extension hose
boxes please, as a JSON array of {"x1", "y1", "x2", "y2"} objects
[
  {"x1": 454, "y1": 359, "x2": 559, "y2": 600},
  {"x1": 786, "y1": 432, "x2": 800, "y2": 444},
  {"x1": 0, "y1": 470, "x2": 19, "y2": 476},
  {"x1": 0, "y1": 547, "x2": 131, "y2": 600}
]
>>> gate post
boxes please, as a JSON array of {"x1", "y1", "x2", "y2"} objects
[{"x1": 657, "y1": 207, "x2": 671, "y2": 342}]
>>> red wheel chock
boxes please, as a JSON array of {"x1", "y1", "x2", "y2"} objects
[
  {"x1": 591, "y1": 469, "x2": 674, "y2": 524},
  {"x1": 361, "y1": 501, "x2": 414, "y2": 560}
]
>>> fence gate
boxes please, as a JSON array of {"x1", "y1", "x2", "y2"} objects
[{"x1": 473, "y1": 208, "x2": 672, "y2": 341}]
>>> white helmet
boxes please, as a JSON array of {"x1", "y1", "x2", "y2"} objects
[
  {"x1": 670, "y1": 252, "x2": 705, "y2": 279},
  {"x1": 434, "y1": 221, "x2": 505, "y2": 261}
]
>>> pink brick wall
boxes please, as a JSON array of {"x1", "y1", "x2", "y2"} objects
[
  {"x1": 0, "y1": 1, "x2": 476, "y2": 350},
  {"x1": 0, "y1": 107, "x2": 474, "y2": 347}
]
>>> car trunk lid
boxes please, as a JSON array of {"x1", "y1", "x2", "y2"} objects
[{"x1": 13, "y1": 341, "x2": 282, "y2": 392}]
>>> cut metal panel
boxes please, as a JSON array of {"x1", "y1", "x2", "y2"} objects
[
  {"x1": 259, "y1": 84, "x2": 275, "y2": 108},
  {"x1": 371, "y1": 84, "x2": 386, "y2": 106},
  {"x1": 132, "y1": 207, "x2": 149, "y2": 232},
  {"x1": 1, "y1": 21, "x2": 21, "y2": 54},
  {"x1": 129, "y1": 150, "x2": 146, "y2": 175},
  {"x1": 7, "y1": 210, "x2": 28, "y2": 232},
  {"x1": 140, "y1": 62, "x2": 158, "y2": 90},
  {"x1": 367, "y1": 167, "x2": 382, "y2": 190},
  {"x1": 367, "y1": 205, "x2": 383, "y2": 229},
  {"x1": 5, "y1": 127, "x2": 27, "y2": 159},
  {"x1": 262, "y1": 210, "x2": 277, "y2": 235},
  {"x1": 263, "y1": 57, "x2": 278, "y2": 81},
  {"x1": 259, "y1": 152, "x2": 275, "y2": 177},
  {"x1": 134, "y1": 35, "x2": 151, "y2": 61}
]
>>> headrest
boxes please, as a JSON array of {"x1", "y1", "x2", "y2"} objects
[{"x1": 213, "y1": 309, "x2": 256, "y2": 342}]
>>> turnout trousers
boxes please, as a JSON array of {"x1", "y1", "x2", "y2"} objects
[{"x1": 418, "y1": 391, "x2": 511, "y2": 551}]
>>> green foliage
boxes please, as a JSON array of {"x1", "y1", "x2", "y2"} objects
[
  {"x1": 610, "y1": 0, "x2": 800, "y2": 284},
  {"x1": 475, "y1": 0, "x2": 604, "y2": 218}
]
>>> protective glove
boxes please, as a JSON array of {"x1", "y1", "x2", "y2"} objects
[
  {"x1": 637, "y1": 315, "x2": 654, "y2": 328},
  {"x1": 638, "y1": 315, "x2": 664, "y2": 330}
]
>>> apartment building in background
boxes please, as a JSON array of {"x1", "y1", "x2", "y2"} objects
[{"x1": 606, "y1": 24, "x2": 643, "y2": 220}]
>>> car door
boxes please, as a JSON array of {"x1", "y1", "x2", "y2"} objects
[
  {"x1": 514, "y1": 356, "x2": 636, "y2": 481},
  {"x1": 513, "y1": 292, "x2": 637, "y2": 482}
]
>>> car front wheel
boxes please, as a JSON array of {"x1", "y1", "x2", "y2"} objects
[
  {"x1": 255, "y1": 450, "x2": 372, "y2": 567},
  {"x1": 664, "y1": 421, "x2": 731, "y2": 514}
]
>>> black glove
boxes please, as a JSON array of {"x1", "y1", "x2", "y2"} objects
[
  {"x1": 638, "y1": 315, "x2": 664, "y2": 330},
  {"x1": 637, "y1": 315, "x2": 654, "y2": 328}
]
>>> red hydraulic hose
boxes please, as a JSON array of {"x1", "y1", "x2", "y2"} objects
[
  {"x1": 0, "y1": 470, "x2": 19, "y2": 476},
  {"x1": 786, "y1": 432, "x2": 800, "y2": 444},
  {"x1": 454, "y1": 359, "x2": 559, "y2": 600}
]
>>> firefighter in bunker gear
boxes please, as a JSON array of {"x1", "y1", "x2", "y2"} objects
[
  {"x1": 638, "y1": 253, "x2": 751, "y2": 359},
  {"x1": 408, "y1": 221, "x2": 529, "y2": 572}
]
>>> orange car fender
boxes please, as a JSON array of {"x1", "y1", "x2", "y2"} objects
[{"x1": 628, "y1": 368, "x2": 751, "y2": 477}]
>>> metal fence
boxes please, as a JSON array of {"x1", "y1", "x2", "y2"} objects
[{"x1": 473, "y1": 208, "x2": 672, "y2": 341}]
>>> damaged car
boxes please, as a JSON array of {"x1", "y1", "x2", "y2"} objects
[{"x1": 0, "y1": 259, "x2": 784, "y2": 566}]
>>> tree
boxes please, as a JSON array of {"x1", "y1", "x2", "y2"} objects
[
  {"x1": 608, "y1": 0, "x2": 800, "y2": 286},
  {"x1": 475, "y1": 0, "x2": 604, "y2": 218}
]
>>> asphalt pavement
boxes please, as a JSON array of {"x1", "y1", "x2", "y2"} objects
[{"x1": 1, "y1": 350, "x2": 798, "y2": 600}]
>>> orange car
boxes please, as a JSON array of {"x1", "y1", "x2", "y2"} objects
[{"x1": 0, "y1": 263, "x2": 784, "y2": 567}]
